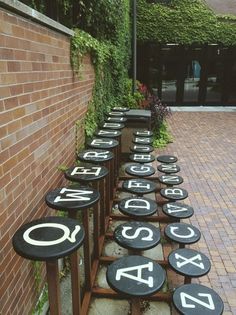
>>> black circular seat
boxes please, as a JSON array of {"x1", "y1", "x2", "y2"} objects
[
  {"x1": 118, "y1": 196, "x2": 157, "y2": 217},
  {"x1": 157, "y1": 155, "x2": 178, "y2": 163},
  {"x1": 157, "y1": 163, "x2": 180, "y2": 174},
  {"x1": 77, "y1": 149, "x2": 113, "y2": 163},
  {"x1": 12, "y1": 216, "x2": 84, "y2": 261},
  {"x1": 105, "y1": 116, "x2": 127, "y2": 123},
  {"x1": 160, "y1": 187, "x2": 188, "y2": 201},
  {"x1": 133, "y1": 137, "x2": 153, "y2": 145},
  {"x1": 106, "y1": 255, "x2": 165, "y2": 297},
  {"x1": 125, "y1": 163, "x2": 155, "y2": 177},
  {"x1": 87, "y1": 137, "x2": 119, "y2": 150},
  {"x1": 102, "y1": 122, "x2": 125, "y2": 130},
  {"x1": 123, "y1": 179, "x2": 156, "y2": 195},
  {"x1": 95, "y1": 129, "x2": 121, "y2": 138},
  {"x1": 130, "y1": 144, "x2": 154, "y2": 153},
  {"x1": 158, "y1": 174, "x2": 183, "y2": 185},
  {"x1": 133, "y1": 130, "x2": 153, "y2": 137},
  {"x1": 168, "y1": 248, "x2": 211, "y2": 280},
  {"x1": 106, "y1": 111, "x2": 125, "y2": 117},
  {"x1": 129, "y1": 153, "x2": 155, "y2": 163},
  {"x1": 114, "y1": 221, "x2": 161, "y2": 251},
  {"x1": 112, "y1": 106, "x2": 130, "y2": 112},
  {"x1": 173, "y1": 283, "x2": 224, "y2": 315},
  {"x1": 65, "y1": 163, "x2": 108, "y2": 183},
  {"x1": 164, "y1": 222, "x2": 201, "y2": 246},
  {"x1": 162, "y1": 202, "x2": 194, "y2": 219},
  {"x1": 45, "y1": 184, "x2": 100, "y2": 212}
]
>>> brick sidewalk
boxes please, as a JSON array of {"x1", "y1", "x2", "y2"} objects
[{"x1": 157, "y1": 111, "x2": 236, "y2": 315}]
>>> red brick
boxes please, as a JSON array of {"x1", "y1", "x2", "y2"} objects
[
  {"x1": 4, "y1": 97, "x2": 19, "y2": 110},
  {"x1": 7, "y1": 61, "x2": 21, "y2": 72}
]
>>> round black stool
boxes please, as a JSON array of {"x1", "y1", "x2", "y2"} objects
[
  {"x1": 130, "y1": 144, "x2": 154, "y2": 153},
  {"x1": 160, "y1": 187, "x2": 188, "y2": 201},
  {"x1": 106, "y1": 255, "x2": 165, "y2": 315},
  {"x1": 65, "y1": 163, "x2": 108, "y2": 236},
  {"x1": 157, "y1": 163, "x2": 181, "y2": 174},
  {"x1": 129, "y1": 153, "x2": 155, "y2": 164},
  {"x1": 164, "y1": 222, "x2": 201, "y2": 248},
  {"x1": 105, "y1": 116, "x2": 127, "y2": 123},
  {"x1": 12, "y1": 216, "x2": 84, "y2": 315},
  {"x1": 168, "y1": 248, "x2": 211, "y2": 284},
  {"x1": 133, "y1": 130, "x2": 153, "y2": 137},
  {"x1": 125, "y1": 163, "x2": 155, "y2": 177},
  {"x1": 157, "y1": 155, "x2": 178, "y2": 164},
  {"x1": 112, "y1": 106, "x2": 130, "y2": 112},
  {"x1": 87, "y1": 138, "x2": 119, "y2": 189},
  {"x1": 102, "y1": 122, "x2": 125, "y2": 130},
  {"x1": 162, "y1": 202, "x2": 194, "y2": 221},
  {"x1": 106, "y1": 111, "x2": 125, "y2": 117},
  {"x1": 158, "y1": 174, "x2": 183, "y2": 186},
  {"x1": 114, "y1": 221, "x2": 161, "y2": 252},
  {"x1": 172, "y1": 283, "x2": 224, "y2": 315},
  {"x1": 123, "y1": 179, "x2": 157, "y2": 196},
  {"x1": 77, "y1": 149, "x2": 114, "y2": 208},
  {"x1": 45, "y1": 185, "x2": 100, "y2": 290},
  {"x1": 118, "y1": 196, "x2": 158, "y2": 218},
  {"x1": 133, "y1": 137, "x2": 153, "y2": 145}
]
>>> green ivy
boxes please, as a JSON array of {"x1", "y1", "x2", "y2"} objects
[
  {"x1": 137, "y1": 0, "x2": 236, "y2": 45},
  {"x1": 71, "y1": 0, "x2": 131, "y2": 139}
]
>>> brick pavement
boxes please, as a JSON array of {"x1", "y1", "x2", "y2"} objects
[{"x1": 157, "y1": 111, "x2": 236, "y2": 315}]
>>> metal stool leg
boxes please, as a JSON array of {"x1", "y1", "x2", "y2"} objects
[{"x1": 46, "y1": 261, "x2": 61, "y2": 315}]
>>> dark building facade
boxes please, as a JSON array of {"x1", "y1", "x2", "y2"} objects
[{"x1": 137, "y1": 43, "x2": 236, "y2": 106}]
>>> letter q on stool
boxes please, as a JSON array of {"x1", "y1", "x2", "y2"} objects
[
  {"x1": 12, "y1": 216, "x2": 84, "y2": 315},
  {"x1": 106, "y1": 255, "x2": 166, "y2": 315}
]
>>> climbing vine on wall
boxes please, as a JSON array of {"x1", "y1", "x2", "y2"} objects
[
  {"x1": 137, "y1": 0, "x2": 236, "y2": 45},
  {"x1": 71, "y1": 0, "x2": 131, "y2": 138}
]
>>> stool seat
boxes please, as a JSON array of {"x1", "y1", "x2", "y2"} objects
[
  {"x1": 173, "y1": 283, "x2": 224, "y2": 315},
  {"x1": 157, "y1": 163, "x2": 180, "y2": 174},
  {"x1": 45, "y1": 185, "x2": 100, "y2": 212},
  {"x1": 133, "y1": 130, "x2": 153, "y2": 137},
  {"x1": 106, "y1": 255, "x2": 165, "y2": 297},
  {"x1": 102, "y1": 122, "x2": 125, "y2": 130},
  {"x1": 105, "y1": 117, "x2": 127, "y2": 123},
  {"x1": 133, "y1": 137, "x2": 153, "y2": 145},
  {"x1": 168, "y1": 248, "x2": 211, "y2": 278},
  {"x1": 125, "y1": 164, "x2": 155, "y2": 177},
  {"x1": 123, "y1": 179, "x2": 156, "y2": 195},
  {"x1": 65, "y1": 163, "x2": 108, "y2": 183},
  {"x1": 77, "y1": 149, "x2": 114, "y2": 163},
  {"x1": 12, "y1": 216, "x2": 84, "y2": 261},
  {"x1": 162, "y1": 202, "x2": 194, "y2": 219},
  {"x1": 157, "y1": 155, "x2": 177, "y2": 163},
  {"x1": 95, "y1": 129, "x2": 121, "y2": 138},
  {"x1": 118, "y1": 196, "x2": 158, "y2": 217},
  {"x1": 114, "y1": 221, "x2": 161, "y2": 251},
  {"x1": 112, "y1": 107, "x2": 130, "y2": 112},
  {"x1": 158, "y1": 174, "x2": 183, "y2": 185},
  {"x1": 164, "y1": 222, "x2": 201, "y2": 245},
  {"x1": 130, "y1": 144, "x2": 154, "y2": 153},
  {"x1": 129, "y1": 153, "x2": 155, "y2": 163},
  {"x1": 106, "y1": 111, "x2": 124, "y2": 117},
  {"x1": 87, "y1": 138, "x2": 119, "y2": 150},
  {"x1": 160, "y1": 187, "x2": 188, "y2": 201}
]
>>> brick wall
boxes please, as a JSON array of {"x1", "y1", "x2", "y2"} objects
[{"x1": 0, "y1": 7, "x2": 95, "y2": 315}]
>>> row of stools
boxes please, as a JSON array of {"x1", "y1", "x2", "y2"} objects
[
  {"x1": 99, "y1": 113, "x2": 224, "y2": 314},
  {"x1": 12, "y1": 106, "x2": 224, "y2": 315},
  {"x1": 12, "y1": 106, "x2": 130, "y2": 315}
]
